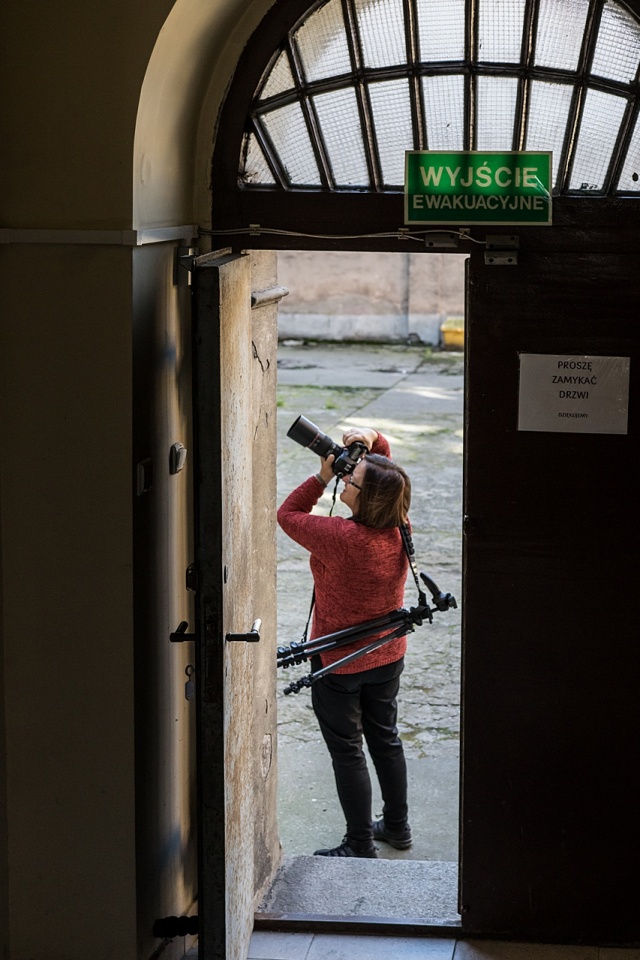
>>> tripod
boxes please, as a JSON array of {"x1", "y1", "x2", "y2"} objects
[{"x1": 276, "y1": 571, "x2": 456, "y2": 694}]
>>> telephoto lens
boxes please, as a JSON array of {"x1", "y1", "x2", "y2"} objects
[
  {"x1": 286, "y1": 416, "x2": 342, "y2": 460},
  {"x1": 286, "y1": 415, "x2": 367, "y2": 477}
]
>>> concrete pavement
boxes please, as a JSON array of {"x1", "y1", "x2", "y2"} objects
[{"x1": 274, "y1": 341, "x2": 464, "y2": 871}]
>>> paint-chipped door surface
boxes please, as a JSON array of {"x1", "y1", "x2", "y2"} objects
[{"x1": 192, "y1": 252, "x2": 257, "y2": 960}]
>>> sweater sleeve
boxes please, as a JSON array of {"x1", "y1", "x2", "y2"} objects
[
  {"x1": 277, "y1": 475, "x2": 350, "y2": 561},
  {"x1": 277, "y1": 432, "x2": 392, "y2": 558},
  {"x1": 371, "y1": 432, "x2": 391, "y2": 458}
]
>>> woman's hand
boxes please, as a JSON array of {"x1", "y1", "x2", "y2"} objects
[
  {"x1": 319, "y1": 454, "x2": 336, "y2": 485},
  {"x1": 342, "y1": 427, "x2": 379, "y2": 450}
]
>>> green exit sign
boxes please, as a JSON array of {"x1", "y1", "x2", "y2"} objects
[{"x1": 405, "y1": 151, "x2": 552, "y2": 225}]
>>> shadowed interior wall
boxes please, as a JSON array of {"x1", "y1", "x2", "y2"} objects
[
  {"x1": 0, "y1": 244, "x2": 137, "y2": 958},
  {"x1": 0, "y1": 0, "x2": 281, "y2": 957}
]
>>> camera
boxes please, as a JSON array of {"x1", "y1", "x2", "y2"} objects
[{"x1": 287, "y1": 415, "x2": 367, "y2": 477}]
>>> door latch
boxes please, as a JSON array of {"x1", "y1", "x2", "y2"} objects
[
  {"x1": 225, "y1": 618, "x2": 262, "y2": 643},
  {"x1": 484, "y1": 234, "x2": 519, "y2": 265}
]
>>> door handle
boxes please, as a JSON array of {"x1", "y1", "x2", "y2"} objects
[
  {"x1": 170, "y1": 621, "x2": 196, "y2": 642},
  {"x1": 225, "y1": 618, "x2": 262, "y2": 643}
]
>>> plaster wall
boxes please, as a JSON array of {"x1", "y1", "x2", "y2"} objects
[
  {"x1": 277, "y1": 251, "x2": 466, "y2": 343},
  {"x1": 135, "y1": 0, "x2": 278, "y2": 231},
  {"x1": 0, "y1": 0, "x2": 169, "y2": 229},
  {"x1": 0, "y1": 0, "x2": 282, "y2": 956},
  {"x1": 0, "y1": 244, "x2": 136, "y2": 958}
]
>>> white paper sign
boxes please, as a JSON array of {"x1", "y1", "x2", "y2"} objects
[{"x1": 518, "y1": 354, "x2": 630, "y2": 434}]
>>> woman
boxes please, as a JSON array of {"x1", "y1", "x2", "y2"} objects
[{"x1": 277, "y1": 426, "x2": 413, "y2": 858}]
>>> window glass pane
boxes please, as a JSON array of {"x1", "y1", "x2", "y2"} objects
[
  {"x1": 423, "y1": 74, "x2": 465, "y2": 148},
  {"x1": 240, "y1": 133, "x2": 276, "y2": 184},
  {"x1": 476, "y1": 76, "x2": 518, "y2": 150},
  {"x1": 535, "y1": 0, "x2": 589, "y2": 70},
  {"x1": 525, "y1": 80, "x2": 574, "y2": 188},
  {"x1": 356, "y1": 0, "x2": 407, "y2": 68},
  {"x1": 416, "y1": 0, "x2": 466, "y2": 62},
  {"x1": 478, "y1": 0, "x2": 526, "y2": 63},
  {"x1": 570, "y1": 88, "x2": 627, "y2": 190},
  {"x1": 260, "y1": 50, "x2": 296, "y2": 101},
  {"x1": 368, "y1": 79, "x2": 414, "y2": 184},
  {"x1": 295, "y1": 0, "x2": 352, "y2": 82},
  {"x1": 591, "y1": 0, "x2": 640, "y2": 85},
  {"x1": 314, "y1": 88, "x2": 370, "y2": 186},
  {"x1": 261, "y1": 103, "x2": 322, "y2": 185},
  {"x1": 616, "y1": 112, "x2": 640, "y2": 191}
]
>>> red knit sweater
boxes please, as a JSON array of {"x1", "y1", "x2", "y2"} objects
[{"x1": 277, "y1": 434, "x2": 409, "y2": 674}]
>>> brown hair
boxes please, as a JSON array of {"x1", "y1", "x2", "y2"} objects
[{"x1": 356, "y1": 453, "x2": 411, "y2": 529}]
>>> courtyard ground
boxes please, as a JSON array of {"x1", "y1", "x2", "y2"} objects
[{"x1": 275, "y1": 340, "x2": 464, "y2": 863}]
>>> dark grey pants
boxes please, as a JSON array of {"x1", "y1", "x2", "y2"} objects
[{"x1": 311, "y1": 657, "x2": 408, "y2": 848}]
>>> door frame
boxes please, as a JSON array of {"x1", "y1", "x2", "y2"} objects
[{"x1": 192, "y1": 199, "x2": 640, "y2": 947}]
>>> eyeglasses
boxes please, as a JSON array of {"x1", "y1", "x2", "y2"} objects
[{"x1": 346, "y1": 476, "x2": 362, "y2": 490}]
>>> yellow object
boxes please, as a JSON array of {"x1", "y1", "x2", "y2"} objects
[{"x1": 440, "y1": 316, "x2": 465, "y2": 350}]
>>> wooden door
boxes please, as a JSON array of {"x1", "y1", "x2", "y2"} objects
[
  {"x1": 460, "y1": 202, "x2": 640, "y2": 943},
  {"x1": 191, "y1": 251, "x2": 266, "y2": 960}
]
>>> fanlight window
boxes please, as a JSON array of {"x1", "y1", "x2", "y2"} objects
[{"x1": 240, "y1": 0, "x2": 640, "y2": 194}]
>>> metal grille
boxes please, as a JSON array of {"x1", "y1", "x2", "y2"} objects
[
  {"x1": 416, "y1": 0, "x2": 467, "y2": 61},
  {"x1": 569, "y1": 88, "x2": 628, "y2": 190},
  {"x1": 260, "y1": 50, "x2": 296, "y2": 100},
  {"x1": 241, "y1": 133, "x2": 277, "y2": 184},
  {"x1": 534, "y1": 0, "x2": 589, "y2": 70},
  {"x1": 476, "y1": 76, "x2": 519, "y2": 150},
  {"x1": 617, "y1": 109, "x2": 640, "y2": 187},
  {"x1": 524, "y1": 80, "x2": 574, "y2": 188},
  {"x1": 295, "y1": 0, "x2": 352, "y2": 81},
  {"x1": 592, "y1": 0, "x2": 640, "y2": 83},
  {"x1": 244, "y1": 0, "x2": 640, "y2": 195},
  {"x1": 423, "y1": 74, "x2": 466, "y2": 149},
  {"x1": 477, "y1": 0, "x2": 526, "y2": 63},
  {"x1": 369, "y1": 79, "x2": 415, "y2": 184},
  {"x1": 356, "y1": 0, "x2": 407, "y2": 67},
  {"x1": 261, "y1": 102, "x2": 324, "y2": 185},
  {"x1": 314, "y1": 88, "x2": 370, "y2": 185}
]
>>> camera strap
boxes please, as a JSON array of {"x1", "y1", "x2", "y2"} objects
[
  {"x1": 300, "y1": 588, "x2": 315, "y2": 644},
  {"x1": 400, "y1": 522, "x2": 428, "y2": 606},
  {"x1": 300, "y1": 477, "x2": 341, "y2": 642}
]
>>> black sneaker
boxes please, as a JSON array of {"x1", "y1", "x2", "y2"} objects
[
  {"x1": 314, "y1": 836, "x2": 377, "y2": 858},
  {"x1": 372, "y1": 818, "x2": 413, "y2": 850}
]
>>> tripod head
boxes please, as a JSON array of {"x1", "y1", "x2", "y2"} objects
[{"x1": 420, "y1": 572, "x2": 457, "y2": 612}]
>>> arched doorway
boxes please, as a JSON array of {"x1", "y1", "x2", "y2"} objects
[{"x1": 193, "y1": 0, "x2": 640, "y2": 951}]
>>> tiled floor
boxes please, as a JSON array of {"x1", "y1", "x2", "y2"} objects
[{"x1": 247, "y1": 932, "x2": 640, "y2": 960}]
